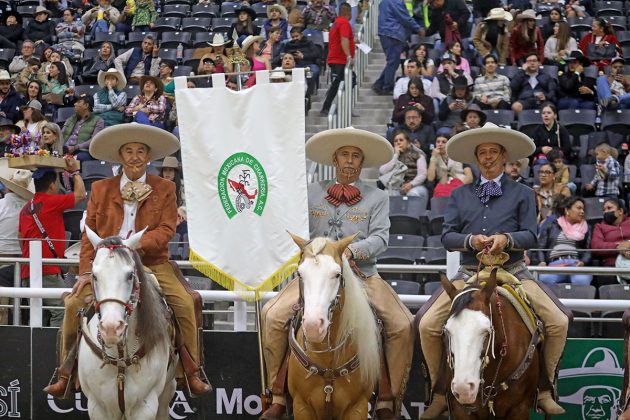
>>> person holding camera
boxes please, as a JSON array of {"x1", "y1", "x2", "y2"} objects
[
  {"x1": 437, "y1": 76, "x2": 471, "y2": 136},
  {"x1": 598, "y1": 57, "x2": 630, "y2": 109}
]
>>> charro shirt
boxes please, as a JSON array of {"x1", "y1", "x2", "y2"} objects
[
  {"x1": 308, "y1": 179, "x2": 389, "y2": 276},
  {"x1": 442, "y1": 173, "x2": 538, "y2": 266},
  {"x1": 118, "y1": 172, "x2": 146, "y2": 238},
  {"x1": 0, "y1": 192, "x2": 27, "y2": 254}
]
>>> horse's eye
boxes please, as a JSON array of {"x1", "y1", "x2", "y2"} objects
[{"x1": 335, "y1": 273, "x2": 341, "y2": 279}]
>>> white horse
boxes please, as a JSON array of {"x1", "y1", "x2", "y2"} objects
[{"x1": 78, "y1": 227, "x2": 177, "y2": 420}]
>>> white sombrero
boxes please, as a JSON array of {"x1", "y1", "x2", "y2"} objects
[
  {"x1": 0, "y1": 158, "x2": 35, "y2": 200},
  {"x1": 64, "y1": 241, "x2": 82, "y2": 259},
  {"x1": 89, "y1": 123, "x2": 180, "y2": 164},
  {"x1": 446, "y1": 122, "x2": 535, "y2": 165},
  {"x1": 306, "y1": 127, "x2": 394, "y2": 168}
]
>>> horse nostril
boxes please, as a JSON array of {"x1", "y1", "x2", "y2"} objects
[
  {"x1": 468, "y1": 382, "x2": 475, "y2": 392},
  {"x1": 116, "y1": 320, "x2": 125, "y2": 334}
]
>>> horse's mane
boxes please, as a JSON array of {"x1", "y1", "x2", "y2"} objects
[{"x1": 97, "y1": 237, "x2": 170, "y2": 352}]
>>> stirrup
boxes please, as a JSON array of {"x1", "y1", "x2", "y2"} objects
[
  {"x1": 179, "y1": 368, "x2": 211, "y2": 399},
  {"x1": 45, "y1": 368, "x2": 73, "y2": 400}
]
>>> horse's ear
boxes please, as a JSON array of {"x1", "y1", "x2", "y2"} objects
[
  {"x1": 481, "y1": 267, "x2": 499, "y2": 301},
  {"x1": 440, "y1": 272, "x2": 458, "y2": 301},
  {"x1": 85, "y1": 225, "x2": 103, "y2": 248},
  {"x1": 335, "y1": 233, "x2": 358, "y2": 256},
  {"x1": 288, "y1": 231, "x2": 309, "y2": 250},
  {"x1": 123, "y1": 227, "x2": 147, "y2": 250}
]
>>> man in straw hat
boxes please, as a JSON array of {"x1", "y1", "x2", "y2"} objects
[
  {"x1": 260, "y1": 128, "x2": 414, "y2": 420},
  {"x1": 418, "y1": 123, "x2": 570, "y2": 418},
  {"x1": 44, "y1": 123, "x2": 212, "y2": 399}
]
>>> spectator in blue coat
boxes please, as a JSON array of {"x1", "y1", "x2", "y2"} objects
[{"x1": 0, "y1": 70, "x2": 25, "y2": 123}]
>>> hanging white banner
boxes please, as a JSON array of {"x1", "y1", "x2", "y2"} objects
[{"x1": 175, "y1": 70, "x2": 309, "y2": 298}]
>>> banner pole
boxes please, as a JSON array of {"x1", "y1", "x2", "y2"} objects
[{"x1": 255, "y1": 298, "x2": 271, "y2": 411}]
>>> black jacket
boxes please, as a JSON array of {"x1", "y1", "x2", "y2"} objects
[
  {"x1": 510, "y1": 69, "x2": 557, "y2": 104},
  {"x1": 531, "y1": 122, "x2": 573, "y2": 159},
  {"x1": 0, "y1": 86, "x2": 25, "y2": 123},
  {"x1": 425, "y1": 0, "x2": 470, "y2": 39},
  {"x1": 0, "y1": 25, "x2": 23, "y2": 45},
  {"x1": 536, "y1": 218, "x2": 592, "y2": 265},
  {"x1": 24, "y1": 19, "x2": 55, "y2": 44},
  {"x1": 279, "y1": 39, "x2": 320, "y2": 67},
  {"x1": 558, "y1": 70, "x2": 596, "y2": 102}
]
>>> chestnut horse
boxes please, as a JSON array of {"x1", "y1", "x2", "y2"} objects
[
  {"x1": 440, "y1": 268, "x2": 541, "y2": 419},
  {"x1": 286, "y1": 234, "x2": 381, "y2": 420}
]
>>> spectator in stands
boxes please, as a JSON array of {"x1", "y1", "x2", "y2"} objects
[
  {"x1": 437, "y1": 40, "x2": 471, "y2": 76},
  {"x1": 131, "y1": 0, "x2": 157, "y2": 32},
  {"x1": 82, "y1": 0, "x2": 120, "y2": 35},
  {"x1": 597, "y1": 57, "x2": 630, "y2": 110},
  {"x1": 56, "y1": 8, "x2": 85, "y2": 51},
  {"x1": 82, "y1": 41, "x2": 116, "y2": 83},
  {"x1": 0, "y1": 70, "x2": 25, "y2": 123},
  {"x1": 547, "y1": 149, "x2": 576, "y2": 193},
  {"x1": 393, "y1": 58, "x2": 421, "y2": 101},
  {"x1": 0, "y1": 118, "x2": 20, "y2": 156},
  {"x1": 17, "y1": 100, "x2": 47, "y2": 137},
  {"x1": 9, "y1": 41, "x2": 35, "y2": 76},
  {"x1": 511, "y1": 54, "x2": 557, "y2": 113},
  {"x1": 240, "y1": 35, "x2": 271, "y2": 71},
  {"x1": 41, "y1": 62, "x2": 69, "y2": 110},
  {"x1": 204, "y1": 35, "x2": 230, "y2": 73},
  {"x1": 62, "y1": 94, "x2": 105, "y2": 161},
  {"x1": 578, "y1": 17, "x2": 621, "y2": 72},
  {"x1": 158, "y1": 156, "x2": 185, "y2": 207},
  {"x1": 534, "y1": 162, "x2": 571, "y2": 224},
  {"x1": 472, "y1": 8, "x2": 512, "y2": 66},
  {"x1": 472, "y1": 54, "x2": 511, "y2": 110},
  {"x1": 592, "y1": 198, "x2": 630, "y2": 267},
  {"x1": 125, "y1": 75, "x2": 167, "y2": 128},
  {"x1": 509, "y1": 9, "x2": 544, "y2": 66},
  {"x1": 585, "y1": 143, "x2": 621, "y2": 198},
  {"x1": 430, "y1": 52, "x2": 473, "y2": 106},
  {"x1": 114, "y1": 35, "x2": 160, "y2": 83},
  {"x1": 544, "y1": 21, "x2": 577, "y2": 65},
  {"x1": 427, "y1": 133, "x2": 473, "y2": 197},
  {"x1": 159, "y1": 59, "x2": 175, "y2": 100},
  {"x1": 565, "y1": 0, "x2": 588, "y2": 18},
  {"x1": 280, "y1": 28, "x2": 320, "y2": 81},
  {"x1": 39, "y1": 122, "x2": 64, "y2": 155},
  {"x1": 541, "y1": 6, "x2": 563, "y2": 40},
  {"x1": 505, "y1": 158, "x2": 531, "y2": 186},
  {"x1": 26, "y1": 6, "x2": 56, "y2": 49},
  {"x1": 372, "y1": 0, "x2": 421, "y2": 95},
  {"x1": 25, "y1": 81, "x2": 44, "y2": 107},
  {"x1": 422, "y1": 0, "x2": 471, "y2": 52},
  {"x1": 378, "y1": 129, "x2": 429, "y2": 207},
  {"x1": 411, "y1": 44, "x2": 435, "y2": 79},
  {"x1": 94, "y1": 68, "x2": 128, "y2": 126},
  {"x1": 231, "y1": 6, "x2": 260, "y2": 37},
  {"x1": 281, "y1": 0, "x2": 304, "y2": 28},
  {"x1": 261, "y1": 27, "x2": 283, "y2": 67},
  {"x1": 438, "y1": 76, "x2": 471, "y2": 135},
  {"x1": 558, "y1": 50, "x2": 596, "y2": 110},
  {"x1": 319, "y1": 2, "x2": 353, "y2": 116},
  {"x1": 457, "y1": 103, "x2": 486, "y2": 131},
  {"x1": 19, "y1": 163, "x2": 86, "y2": 327},
  {"x1": 262, "y1": 4, "x2": 290, "y2": 41},
  {"x1": 392, "y1": 76, "x2": 434, "y2": 124},
  {"x1": 302, "y1": 0, "x2": 336, "y2": 31},
  {"x1": 392, "y1": 106, "x2": 436, "y2": 154},
  {"x1": 194, "y1": 56, "x2": 215, "y2": 88},
  {"x1": 15, "y1": 58, "x2": 41, "y2": 97},
  {"x1": 40, "y1": 50, "x2": 74, "y2": 79},
  {"x1": 531, "y1": 102, "x2": 572, "y2": 162},
  {"x1": 115, "y1": 0, "x2": 135, "y2": 34},
  {"x1": 537, "y1": 196, "x2": 592, "y2": 285},
  {"x1": 0, "y1": 12, "x2": 23, "y2": 50}
]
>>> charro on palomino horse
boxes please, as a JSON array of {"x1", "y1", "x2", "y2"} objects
[
  {"x1": 286, "y1": 233, "x2": 381, "y2": 420},
  {"x1": 439, "y1": 252, "x2": 542, "y2": 419},
  {"x1": 77, "y1": 227, "x2": 177, "y2": 420}
]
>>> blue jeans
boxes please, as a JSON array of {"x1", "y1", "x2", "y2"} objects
[
  {"x1": 135, "y1": 111, "x2": 165, "y2": 129},
  {"x1": 538, "y1": 258, "x2": 593, "y2": 285},
  {"x1": 75, "y1": 151, "x2": 94, "y2": 162},
  {"x1": 374, "y1": 35, "x2": 405, "y2": 92},
  {"x1": 596, "y1": 75, "x2": 630, "y2": 108},
  {"x1": 90, "y1": 19, "x2": 109, "y2": 36}
]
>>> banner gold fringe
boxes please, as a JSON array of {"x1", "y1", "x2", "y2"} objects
[{"x1": 189, "y1": 248, "x2": 300, "y2": 301}]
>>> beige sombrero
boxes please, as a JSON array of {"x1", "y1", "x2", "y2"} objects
[
  {"x1": 89, "y1": 123, "x2": 180, "y2": 164},
  {"x1": 97, "y1": 68, "x2": 127, "y2": 91},
  {"x1": 64, "y1": 241, "x2": 82, "y2": 259},
  {"x1": 240, "y1": 35, "x2": 264, "y2": 53},
  {"x1": 516, "y1": 9, "x2": 539, "y2": 21},
  {"x1": 306, "y1": 127, "x2": 394, "y2": 168},
  {"x1": 446, "y1": 122, "x2": 535, "y2": 165},
  {"x1": 485, "y1": 7, "x2": 513, "y2": 21},
  {"x1": 267, "y1": 4, "x2": 288, "y2": 19},
  {"x1": 0, "y1": 159, "x2": 35, "y2": 200}
]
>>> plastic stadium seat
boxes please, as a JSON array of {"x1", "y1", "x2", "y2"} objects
[
  {"x1": 548, "y1": 283, "x2": 596, "y2": 337},
  {"x1": 386, "y1": 280, "x2": 420, "y2": 295},
  {"x1": 424, "y1": 281, "x2": 442, "y2": 295},
  {"x1": 162, "y1": 4, "x2": 190, "y2": 18},
  {"x1": 160, "y1": 31, "x2": 192, "y2": 48},
  {"x1": 517, "y1": 109, "x2": 543, "y2": 137},
  {"x1": 617, "y1": 31, "x2": 630, "y2": 47},
  {"x1": 582, "y1": 196, "x2": 606, "y2": 222},
  {"x1": 127, "y1": 31, "x2": 157, "y2": 48},
  {"x1": 55, "y1": 107, "x2": 75, "y2": 124},
  {"x1": 484, "y1": 109, "x2": 514, "y2": 127},
  {"x1": 169, "y1": 233, "x2": 182, "y2": 259},
  {"x1": 597, "y1": 284, "x2": 630, "y2": 337},
  {"x1": 154, "y1": 17, "x2": 181, "y2": 32},
  {"x1": 193, "y1": 31, "x2": 215, "y2": 47},
  {"x1": 81, "y1": 160, "x2": 114, "y2": 178},
  {"x1": 63, "y1": 209, "x2": 84, "y2": 241},
  {"x1": 496, "y1": 65, "x2": 518, "y2": 79},
  {"x1": 606, "y1": 16, "x2": 627, "y2": 32},
  {"x1": 428, "y1": 196, "x2": 449, "y2": 235},
  {"x1": 583, "y1": 65, "x2": 599, "y2": 79},
  {"x1": 92, "y1": 32, "x2": 125, "y2": 49},
  {"x1": 559, "y1": 109, "x2": 597, "y2": 139},
  {"x1": 540, "y1": 64, "x2": 559, "y2": 80},
  {"x1": 0, "y1": 48, "x2": 14, "y2": 67},
  {"x1": 567, "y1": 16, "x2": 593, "y2": 31},
  {"x1": 388, "y1": 233, "x2": 424, "y2": 249},
  {"x1": 596, "y1": 1, "x2": 624, "y2": 16},
  {"x1": 173, "y1": 65, "x2": 193, "y2": 77},
  {"x1": 220, "y1": 2, "x2": 239, "y2": 17},
  {"x1": 192, "y1": 4, "x2": 219, "y2": 18},
  {"x1": 16, "y1": 5, "x2": 37, "y2": 17},
  {"x1": 251, "y1": 2, "x2": 268, "y2": 16},
  {"x1": 124, "y1": 85, "x2": 140, "y2": 102},
  {"x1": 424, "y1": 235, "x2": 446, "y2": 265},
  {"x1": 389, "y1": 196, "x2": 426, "y2": 235},
  {"x1": 158, "y1": 48, "x2": 178, "y2": 61},
  {"x1": 212, "y1": 17, "x2": 236, "y2": 32},
  {"x1": 73, "y1": 84, "x2": 99, "y2": 97},
  {"x1": 601, "y1": 110, "x2": 630, "y2": 136},
  {"x1": 182, "y1": 17, "x2": 212, "y2": 32}
]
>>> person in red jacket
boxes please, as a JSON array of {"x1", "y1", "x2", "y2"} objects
[
  {"x1": 592, "y1": 198, "x2": 630, "y2": 267},
  {"x1": 509, "y1": 9, "x2": 544, "y2": 65},
  {"x1": 578, "y1": 17, "x2": 622, "y2": 72}
]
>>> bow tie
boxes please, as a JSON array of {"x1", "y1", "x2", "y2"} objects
[
  {"x1": 476, "y1": 181, "x2": 502, "y2": 204},
  {"x1": 326, "y1": 183, "x2": 362, "y2": 207},
  {"x1": 121, "y1": 181, "x2": 152, "y2": 203}
]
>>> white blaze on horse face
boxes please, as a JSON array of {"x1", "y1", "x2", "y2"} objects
[
  {"x1": 92, "y1": 250, "x2": 135, "y2": 346},
  {"x1": 445, "y1": 308, "x2": 492, "y2": 405},
  {"x1": 299, "y1": 254, "x2": 341, "y2": 344}
]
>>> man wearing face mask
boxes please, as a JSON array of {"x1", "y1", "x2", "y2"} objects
[{"x1": 592, "y1": 198, "x2": 630, "y2": 268}]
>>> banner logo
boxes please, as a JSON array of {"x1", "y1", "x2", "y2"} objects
[{"x1": 218, "y1": 152, "x2": 268, "y2": 219}]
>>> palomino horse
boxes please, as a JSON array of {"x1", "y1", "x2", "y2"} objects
[
  {"x1": 440, "y1": 268, "x2": 541, "y2": 419},
  {"x1": 287, "y1": 234, "x2": 381, "y2": 420},
  {"x1": 78, "y1": 227, "x2": 177, "y2": 420}
]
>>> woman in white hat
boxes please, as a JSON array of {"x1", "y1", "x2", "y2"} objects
[
  {"x1": 203, "y1": 34, "x2": 230, "y2": 73},
  {"x1": 239, "y1": 35, "x2": 271, "y2": 71},
  {"x1": 472, "y1": 7, "x2": 512, "y2": 65},
  {"x1": 509, "y1": 9, "x2": 544, "y2": 65},
  {"x1": 93, "y1": 68, "x2": 128, "y2": 126},
  {"x1": 262, "y1": 4, "x2": 290, "y2": 41}
]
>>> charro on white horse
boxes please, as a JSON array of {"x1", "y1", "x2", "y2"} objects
[{"x1": 78, "y1": 227, "x2": 177, "y2": 420}]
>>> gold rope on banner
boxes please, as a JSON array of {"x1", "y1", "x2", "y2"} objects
[{"x1": 189, "y1": 248, "x2": 300, "y2": 301}]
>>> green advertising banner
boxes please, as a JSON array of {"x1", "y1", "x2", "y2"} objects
[{"x1": 532, "y1": 338, "x2": 624, "y2": 420}]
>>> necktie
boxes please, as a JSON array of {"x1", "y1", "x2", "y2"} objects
[
  {"x1": 476, "y1": 181, "x2": 502, "y2": 204},
  {"x1": 121, "y1": 181, "x2": 152, "y2": 203},
  {"x1": 325, "y1": 184, "x2": 362, "y2": 207}
]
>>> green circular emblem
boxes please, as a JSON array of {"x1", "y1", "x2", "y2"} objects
[{"x1": 218, "y1": 152, "x2": 268, "y2": 219}]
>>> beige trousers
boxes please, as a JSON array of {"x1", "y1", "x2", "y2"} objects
[
  {"x1": 419, "y1": 278, "x2": 569, "y2": 389},
  {"x1": 261, "y1": 274, "x2": 415, "y2": 399}
]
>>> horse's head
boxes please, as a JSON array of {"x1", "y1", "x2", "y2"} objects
[
  {"x1": 86, "y1": 226, "x2": 147, "y2": 347},
  {"x1": 441, "y1": 269, "x2": 498, "y2": 406},
  {"x1": 289, "y1": 232, "x2": 356, "y2": 344}
]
